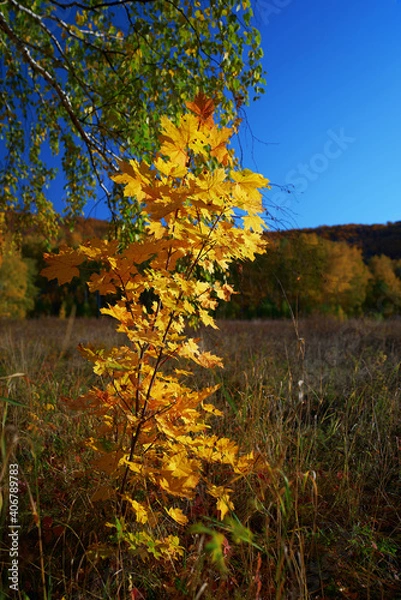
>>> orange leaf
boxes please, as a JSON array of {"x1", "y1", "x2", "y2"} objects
[
  {"x1": 41, "y1": 246, "x2": 84, "y2": 284},
  {"x1": 186, "y1": 91, "x2": 215, "y2": 127},
  {"x1": 91, "y1": 485, "x2": 115, "y2": 502}
]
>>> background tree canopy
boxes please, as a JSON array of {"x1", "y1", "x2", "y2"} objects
[{"x1": 0, "y1": 0, "x2": 265, "y2": 239}]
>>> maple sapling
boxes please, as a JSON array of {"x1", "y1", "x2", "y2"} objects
[{"x1": 42, "y1": 93, "x2": 269, "y2": 562}]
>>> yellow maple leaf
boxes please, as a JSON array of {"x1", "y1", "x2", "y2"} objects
[
  {"x1": 234, "y1": 451, "x2": 257, "y2": 475},
  {"x1": 214, "y1": 438, "x2": 239, "y2": 465},
  {"x1": 214, "y1": 282, "x2": 235, "y2": 301},
  {"x1": 148, "y1": 221, "x2": 167, "y2": 240},
  {"x1": 198, "y1": 309, "x2": 218, "y2": 329},
  {"x1": 79, "y1": 238, "x2": 120, "y2": 261},
  {"x1": 163, "y1": 451, "x2": 199, "y2": 479},
  {"x1": 196, "y1": 351, "x2": 224, "y2": 369},
  {"x1": 231, "y1": 169, "x2": 270, "y2": 214},
  {"x1": 243, "y1": 214, "x2": 266, "y2": 233},
  {"x1": 165, "y1": 507, "x2": 188, "y2": 526},
  {"x1": 208, "y1": 126, "x2": 233, "y2": 166},
  {"x1": 119, "y1": 456, "x2": 143, "y2": 474},
  {"x1": 153, "y1": 156, "x2": 188, "y2": 178},
  {"x1": 159, "y1": 113, "x2": 199, "y2": 166},
  {"x1": 159, "y1": 474, "x2": 199, "y2": 498},
  {"x1": 101, "y1": 303, "x2": 132, "y2": 324},
  {"x1": 179, "y1": 337, "x2": 200, "y2": 358},
  {"x1": 160, "y1": 535, "x2": 185, "y2": 559},
  {"x1": 123, "y1": 238, "x2": 161, "y2": 266},
  {"x1": 125, "y1": 498, "x2": 149, "y2": 524},
  {"x1": 207, "y1": 484, "x2": 234, "y2": 520},
  {"x1": 159, "y1": 451, "x2": 201, "y2": 497},
  {"x1": 202, "y1": 403, "x2": 224, "y2": 417},
  {"x1": 193, "y1": 167, "x2": 227, "y2": 199},
  {"x1": 232, "y1": 168, "x2": 270, "y2": 195},
  {"x1": 112, "y1": 159, "x2": 150, "y2": 202}
]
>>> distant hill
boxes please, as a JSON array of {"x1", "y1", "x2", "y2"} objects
[
  {"x1": 5, "y1": 214, "x2": 401, "y2": 319},
  {"x1": 62, "y1": 218, "x2": 401, "y2": 261},
  {"x1": 14, "y1": 212, "x2": 400, "y2": 261},
  {"x1": 58, "y1": 216, "x2": 111, "y2": 245},
  {"x1": 6, "y1": 213, "x2": 112, "y2": 247},
  {"x1": 269, "y1": 221, "x2": 401, "y2": 260}
]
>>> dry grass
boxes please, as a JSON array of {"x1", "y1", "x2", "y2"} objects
[{"x1": 1, "y1": 315, "x2": 401, "y2": 599}]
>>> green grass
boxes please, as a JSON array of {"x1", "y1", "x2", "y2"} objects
[{"x1": 1, "y1": 315, "x2": 400, "y2": 599}]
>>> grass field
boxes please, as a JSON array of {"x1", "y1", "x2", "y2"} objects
[{"x1": 1, "y1": 316, "x2": 400, "y2": 599}]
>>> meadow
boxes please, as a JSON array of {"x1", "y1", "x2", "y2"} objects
[{"x1": 1, "y1": 316, "x2": 400, "y2": 599}]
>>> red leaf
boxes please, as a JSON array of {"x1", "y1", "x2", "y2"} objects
[
  {"x1": 131, "y1": 588, "x2": 146, "y2": 600},
  {"x1": 42, "y1": 516, "x2": 53, "y2": 529}
]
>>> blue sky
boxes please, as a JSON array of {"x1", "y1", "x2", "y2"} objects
[{"x1": 237, "y1": 0, "x2": 401, "y2": 230}]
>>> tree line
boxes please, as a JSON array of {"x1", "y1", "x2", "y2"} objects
[
  {"x1": 1, "y1": 221, "x2": 401, "y2": 320},
  {"x1": 220, "y1": 231, "x2": 401, "y2": 320}
]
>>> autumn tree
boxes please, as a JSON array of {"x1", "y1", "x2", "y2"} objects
[
  {"x1": 276, "y1": 233, "x2": 328, "y2": 315},
  {"x1": 320, "y1": 240, "x2": 371, "y2": 317},
  {"x1": 0, "y1": 235, "x2": 38, "y2": 318},
  {"x1": 229, "y1": 233, "x2": 372, "y2": 318},
  {"x1": 366, "y1": 254, "x2": 401, "y2": 317},
  {"x1": 0, "y1": 0, "x2": 265, "y2": 239},
  {"x1": 231, "y1": 233, "x2": 329, "y2": 318}
]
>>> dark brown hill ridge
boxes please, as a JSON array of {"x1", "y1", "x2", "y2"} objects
[
  {"x1": 15, "y1": 214, "x2": 401, "y2": 260},
  {"x1": 60, "y1": 218, "x2": 401, "y2": 261},
  {"x1": 272, "y1": 221, "x2": 401, "y2": 260},
  {"x1": 65, "y1": 218, "x2": 401, "y2": 260}
]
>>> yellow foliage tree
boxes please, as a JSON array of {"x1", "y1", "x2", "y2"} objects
[
  {"x1": 0, "y1": 225, "x2": 37, "y2": 318},
  {"x1": 42, "y1": 94, "x2": 269, "y2": 562},
  {"x1": 367, "y1": 254, "x2": 401, "y2": 316},
  {"x1": 321, "y1": 240, "x2": 371, "y2": 316}
]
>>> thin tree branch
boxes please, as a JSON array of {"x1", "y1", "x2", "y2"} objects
[
  {"x1": 8, "y1": 0, "x2": 95, "y2": 100},
  {"x1": 49, "y1": 0, "x2": 156, "y2": 10},
  {"x1": 0, "y1": 9, "x2": 121, "y2": 216}
]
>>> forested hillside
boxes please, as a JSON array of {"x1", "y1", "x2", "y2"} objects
[
  {"x1": 225, "y1": 223, "x2": 401, "y2": 319},
  {"x1": 298, "y1": 221, "x2": 401, "y2": 260},
  {"x1": 1, "y1": 218, "x2": 400, "y2": 319},
  {"x1": 0, "y1": 216, "x2": 112, "y2": 318}
]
